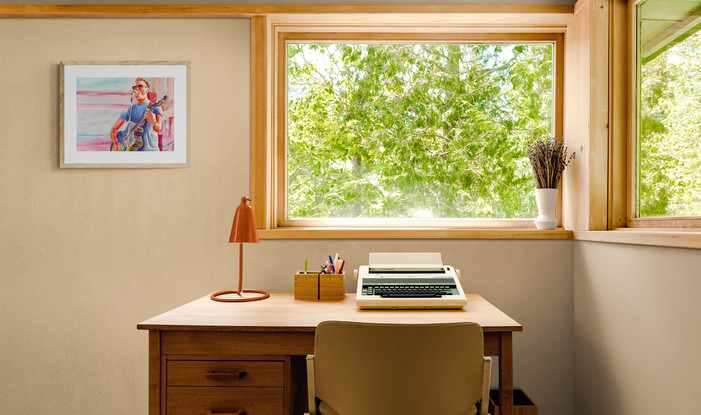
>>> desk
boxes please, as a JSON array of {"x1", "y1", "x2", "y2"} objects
[{"x1": 138, "y1": 293, "x2": 522, "y2": 415}]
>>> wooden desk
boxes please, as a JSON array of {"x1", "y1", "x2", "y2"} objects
[{"x1": 138, "y1": 293, "x2": 522, "y2": 415}]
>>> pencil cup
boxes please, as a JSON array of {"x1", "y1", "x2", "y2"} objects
[
  {"x1": 320, "y1": 272, "x2": 345, "y2": 300},
  {"x1": 294, "y1": 272, "x2": 319, "y2": 301},
  {"x1": 294, "y1": 272, "x2": 345, "y2": 301}
]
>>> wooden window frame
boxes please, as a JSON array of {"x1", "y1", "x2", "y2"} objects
[
  {"x1": 625, "y1": 0, "x2": 701, "y2": 229},
  {"x1": 254, "y1": 13, "x2": 568, "y2": 239},
  {"x1": 573, "y1": 0, "x2": 701, "y2": 250}
]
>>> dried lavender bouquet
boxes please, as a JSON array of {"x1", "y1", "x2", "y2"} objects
[{"x1": 527, "y1": 138, "x2": 575, "y2": 189}]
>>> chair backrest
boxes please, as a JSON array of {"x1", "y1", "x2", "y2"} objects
[{"x1": 311, "y1": 321, "x2": 485, "y2": 415}]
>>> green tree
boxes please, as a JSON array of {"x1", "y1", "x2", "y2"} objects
[
  {"x1": 287, "y1": 42, "x2": 554, "y2": 219},
  {"x1": 639, "y1": 31, "x2": 701, "y2": 217}
]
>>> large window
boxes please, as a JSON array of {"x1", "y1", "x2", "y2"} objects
[
  {"x1": 637, "y1": 0, "x2": 701, "y2": 220},
  {"x1": 275, "y1": 33, "x2": 563, "y2": 229},
  {"x1": 287, "y1": 41, "x2": 553, "y2": 221}
]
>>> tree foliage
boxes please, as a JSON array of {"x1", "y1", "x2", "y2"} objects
[
  {"x1": 640, "y1": 31, "x2": 701, "y2": 217},
  {"x1": 287, "y1": 42, "x2": 554, "y2": 219}
]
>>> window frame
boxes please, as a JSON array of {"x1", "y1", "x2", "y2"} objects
[
  {"x1": 255, "y1": 16, "x2": 567, "y2": 238},
  {"x1": 626, "y1": 0, "x2": 701, "y2": 229}
]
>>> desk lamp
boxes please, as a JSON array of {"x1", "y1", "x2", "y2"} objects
[{"x1": 210, "y1": 197, "x2": 270, "y2": 302}]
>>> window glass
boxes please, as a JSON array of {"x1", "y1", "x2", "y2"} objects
[
  {"x1": 638, "y1": 0, "x2": 701, "y2": 217},
  {"x1": 286, "y1": 42, "x2": 554, "y2": 220}
]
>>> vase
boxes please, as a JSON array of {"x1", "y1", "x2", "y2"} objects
[{"x1": 534, "y1": 188, "x2": 559, "y2": 230}]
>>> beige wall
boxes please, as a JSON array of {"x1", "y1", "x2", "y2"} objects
[
  {"x1": 0, "y1": 15, "x2": 575, "y2": 415},
  {"x1": 574, "y1": 242, "x2": 701, "y2": 414},
  {"x1": 0, "y1": 16, "x2": 253, "y2": 413}
]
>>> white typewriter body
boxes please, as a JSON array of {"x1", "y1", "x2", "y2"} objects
[{"x1": 355, "y1": 252, "x2": 468, "y2": 310}]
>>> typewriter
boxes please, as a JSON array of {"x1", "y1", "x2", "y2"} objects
[{"x1": 355, "y1": 252, "x2": 467, "y2": 310}]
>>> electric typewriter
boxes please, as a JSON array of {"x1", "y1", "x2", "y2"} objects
[{"x1": 355, "y1": 252, "x2": 468, "y2": 309}]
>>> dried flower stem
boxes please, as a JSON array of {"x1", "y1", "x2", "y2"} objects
[{"x1": 527, "y1": 138, "x2": 575, "y2": 189}]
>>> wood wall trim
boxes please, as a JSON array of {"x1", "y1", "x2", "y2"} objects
[
  {"x1": 588, "y1": 0, "x2": 611, "y2": 230},
  {"x1": 574, "y1": 229, "x2": 701, "y2": 249},
  {"x1": 0, "y1": 4, "x2": 574, "y2": 18},
  {"x1": 258, "y1": 228, "x2": 573, "y2": 240},
  {"x1": 609, "y1": 0, "x2": 629, "y2": 229},
  {"x1": 564, "y1": 0, "x2": 592, "y2": 230},
  {"x1": 271, "y1": 30, "x2": 565, "y2": 233},
  {"x1": 278, "y1": 218, "x2": 551, "y2": 228},
  {"x1": 251, "y1": 15, "x2": 272, "y2": 229},
  {"x1": 629, "y1": 217, "x2": 701, "y2": 228},
  {"x1": 274, "y1": 31, "x2": 288, "y2": 229},
  {"x1": 275, "y1": 32, "x2": 564, "y2": 42},
  {"x1": 268, "y1": 12, "x2": 573, "y2": 28},
  {"x1": 573, "y1": 0, "x2": 593, "y2": 16},
  {"x1": 564, "y1": 0, "x2": 612, "y2": 231},
  {"x1": 627, "y1": 0, "x2": 639, "y2": 225}
]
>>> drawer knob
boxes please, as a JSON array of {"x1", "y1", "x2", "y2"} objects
[
  {"x1": 205, "y1": 411, "x2": 246, "y2": 415},
  {"x1": 205, "y1": 370, "x2": 247, "y2": 380}
]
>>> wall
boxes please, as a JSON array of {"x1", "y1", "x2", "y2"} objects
[
  {"x1": 0, "y1": 16, "x2": 253, "y2": 413},
  {"x1": 574, "y1": 241, "x2": 701, "y2": 414},
  {"x1": 0, "y1": 13, "x2": 574, "y2": 415}
]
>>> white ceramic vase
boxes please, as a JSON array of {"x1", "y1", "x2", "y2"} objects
[{"x1": 534, "y1": 188, "x2": 559, "y2": 230}]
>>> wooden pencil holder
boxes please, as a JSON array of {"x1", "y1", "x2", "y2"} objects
[
  {"x1": 320, "y1": 272, "x2": 345, "y2": 300},
  {"x1": 293, "y1": 272, "x2": 319, "y2": 301},
  {"x1": 294, "y1": 272, "x2": 345, "y2": 301}
]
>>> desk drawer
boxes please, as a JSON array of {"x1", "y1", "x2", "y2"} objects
[
  {"x1": 167, "y1": 361, "x2": 284, "y2": 387},
  {"x1": 167, "y1": 386, "x2": 283, "y2": 415}
]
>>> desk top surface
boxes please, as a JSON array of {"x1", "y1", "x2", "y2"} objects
[{"x1": 137, "y1": 293, "x2": 522, "y2": 332}]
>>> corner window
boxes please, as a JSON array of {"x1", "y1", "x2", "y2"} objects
[{"x1": 637, "y1": 0, "x2": 701, "y2": 219}]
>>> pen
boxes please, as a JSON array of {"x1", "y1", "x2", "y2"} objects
[
  {"x1": 304, "y1": 259, "x2": 308, "y2": 273},
  {"x1": 333, "y1": 253, "x2": 339, "y2": 268}
]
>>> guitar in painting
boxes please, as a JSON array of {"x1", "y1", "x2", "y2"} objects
[{"x1": 111, "y1": 95, "x2": 168, "y2": 151}]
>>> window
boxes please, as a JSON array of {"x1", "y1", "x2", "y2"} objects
[
  {"x1": 286, "y1": 40, "x2": 554, "y2": 222},
  {"x1": 635, "y1": 0, "x2": 701, "y2": 224},
  {"x1": 251, "y1": 13, "x2": 569, "y2": 237}
]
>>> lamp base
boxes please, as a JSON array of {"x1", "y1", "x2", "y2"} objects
[{"x1": 210, "y1": 289, "x2": 270, "y2": 302}]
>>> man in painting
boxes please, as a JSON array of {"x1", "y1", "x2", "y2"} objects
[{"x1": 109, "y1": 77, "x2": 163, "y2": 151}]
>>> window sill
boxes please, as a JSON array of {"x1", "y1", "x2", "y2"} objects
[
  {"x1": 258, "y1": 227, "x2": 573, "y2": 240},
  {"x1": 573, "y1": 229, "x2": 701, "y2": 250}
]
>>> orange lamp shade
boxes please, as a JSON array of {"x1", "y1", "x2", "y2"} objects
[{"x1": 229, "y1": 197, "x2": 259, "y2": 244}]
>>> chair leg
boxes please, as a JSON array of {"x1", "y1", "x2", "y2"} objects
[
  {"x1": 306, "y1": 355, "x2": 317, "y2": 415},
  {"x1": 481, "y1": 357, "x2": 492, "y2": 415}
]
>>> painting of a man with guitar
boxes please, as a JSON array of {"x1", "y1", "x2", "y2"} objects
[
  {"x1": 63, "y1": 62, "x2": 187, "y2": 166},
  {"x1": 109, "y1": 77, "x2": 167, "y2": 151}
]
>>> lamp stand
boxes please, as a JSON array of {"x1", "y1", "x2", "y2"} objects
[{"x1": 211, "y1": 243, "x2": 270, "y2": 302}]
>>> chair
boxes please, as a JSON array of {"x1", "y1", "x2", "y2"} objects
[{"x1": 305, "y1": 321, "x2": 492, "y2": 415}]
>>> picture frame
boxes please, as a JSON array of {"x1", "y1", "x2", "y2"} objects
[{"x1": 60, "y1": 61, "x2": 190, "y2": 168}]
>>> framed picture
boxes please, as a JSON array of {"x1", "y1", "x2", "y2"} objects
[{"x1": 60, "y1": 61, "x2": 190, "y2": 168}]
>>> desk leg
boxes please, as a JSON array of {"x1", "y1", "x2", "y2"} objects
[
  {"x1": 499, "y1": 332, "x2": 514, "y2": 415},
  {"x1": 149, "y1": 330, "x2": 161, "y2": 415}
]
